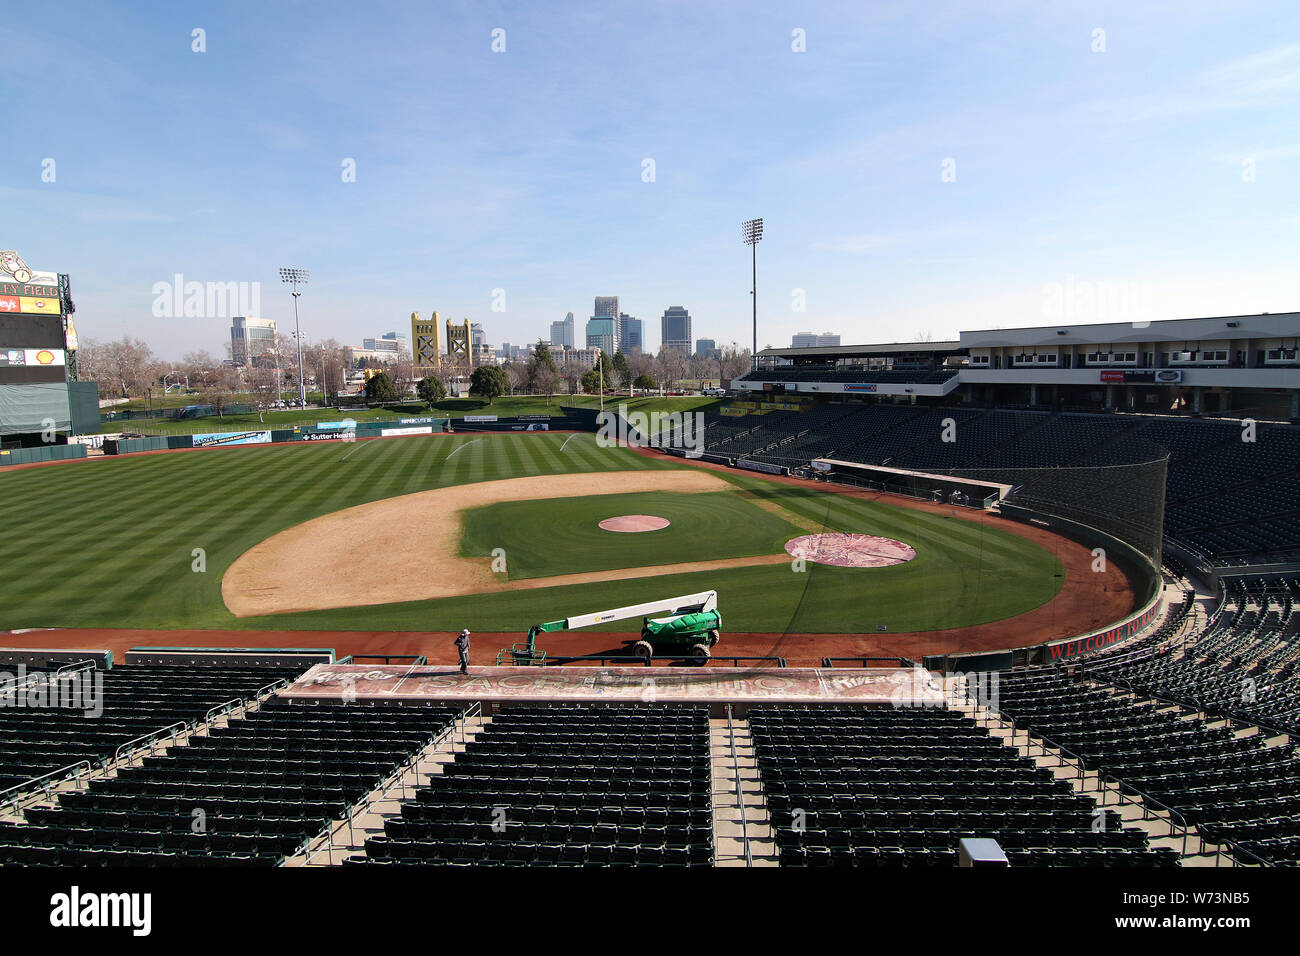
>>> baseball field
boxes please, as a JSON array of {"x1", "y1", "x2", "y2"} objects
[{"x1": 0, "y1": 431, "x2": 1118, "y2": 659}]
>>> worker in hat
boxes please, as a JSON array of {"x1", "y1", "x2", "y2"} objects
[{"x1": 455, "y1": 629, "x2": 471, "y2": 675}]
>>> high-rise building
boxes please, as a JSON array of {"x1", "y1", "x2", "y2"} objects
[
  {"x1": 594, "y1": 296, "x2": 619, "y2": 319},
  {"x1": 660, "y1": 306, "x2": 692, "y2": 353},
  {"x1": 549, "y1": 312, "x2": 575, "y2": 349},
  {"x1": 471, "y1": 323, "x2": 486, "y2": 348},
  {"x1": 230, "y1": 316, "x2": 278, "y2": 366},
  {"x1": 695, "y1": 338, "x2": 718, "y2": 358},
  {"x1": 792, "y1": 332, "x2": 841, "y2": 348},
  {"x1": 618, "y1": 313, "x2": 642, "y2": 352},
  {"x1": 585, "y1": 316, "x2": 617, "y2": 355}
]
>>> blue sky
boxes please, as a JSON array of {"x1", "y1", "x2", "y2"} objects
[{"x1": 3, "y1": 1, "x2": 1298, "y2": 360}]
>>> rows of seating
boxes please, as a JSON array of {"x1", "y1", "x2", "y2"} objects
[
  {"x1": 354, "y1": 704, "x2": 714, "y2": 867},
  {"x1": 0, "y1": 698, "x2": 462, "y2": 866},
  {"x1": 995, "y1": 668, "x2": 1300, "y2": 866},
  {"x1": 1085, "y1": 578, "x2": 1300, "y2": 735},
  {"x1": 0, "y1": 663, "x2": 301, "y2": 795},
  {"x1": 749, "y1": 705, "x2": 1175, "y2": 867}
]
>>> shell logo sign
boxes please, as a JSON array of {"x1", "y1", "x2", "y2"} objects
[{"x1": 35, "y1": 350, "x2": 55, "y2": 365}]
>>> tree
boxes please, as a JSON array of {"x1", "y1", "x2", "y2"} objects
[
  {"x1": 612, "y1": 350, "x2": 630, "y2": 390},
  {"x1": 469, "y1": 365, "x2": 509, "y2": 404},
  {"x1": 719, "y1": 342, "x2": 752, "y2": 386},
  {"x1": 364, "y1": 370, "x2": 400, "y2": 404},
  {"x1": 580, "y1": 368, "x2": 602, "y2": 394},
  {"x1": 199, "y1": 364, "x2": 242, "y2": 418},
  {"x1": 416, "y1": 375, "x2": 446, "y2": 407},
  {"x1": 657, "y1": 346, "x2": 688, "y2": 391},
  {"x1": 526, "y1": 340, "x2": 561, "y2": 403},
  {"x1": 632, "y1": 373, "x2": 658, "y2": 392}
]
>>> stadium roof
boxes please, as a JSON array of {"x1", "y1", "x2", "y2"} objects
[{"x1": 757, "y1": 341, "x2": 962, "y2": 360}]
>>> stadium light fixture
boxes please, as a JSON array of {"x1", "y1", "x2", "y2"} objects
[
  {"x1": 279, "y1": 268, "x2": 310, "y2": 406},
  {"x1": 742, "y1": 218, "x2": 763, "y2": 369}
]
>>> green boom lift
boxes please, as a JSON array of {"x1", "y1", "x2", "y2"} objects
[{"x1": 496, "y1": 590, "x2": 722, "y2": 666}]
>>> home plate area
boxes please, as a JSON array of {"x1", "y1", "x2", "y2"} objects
[{"x1": 783, "y1": 533, "x2": 917, "y2": 568}]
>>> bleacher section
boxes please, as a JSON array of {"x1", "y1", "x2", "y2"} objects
[
  {"x1": 751, "y1": 704, "x2": 1175, "y2": 867},
  {"x1": 1085, "y1": 578, "x2": 1300, "y2": 736},
  {"x1": 996, "y1": 668, "x2": 1300, "y2": 866},
  {"x1": 0, "y1": 698, "x2": 461, "y2": 866},
  {"x1": 0, "y1": 663, "x2": 301, "y2": 796},
  {"x1": 356, "y1": 704, "x2": 714, "y2": 867}
]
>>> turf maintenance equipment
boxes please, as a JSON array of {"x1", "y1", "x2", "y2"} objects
[{"x1": 497, "y1": 590, "x2": 721, "y2": 665}]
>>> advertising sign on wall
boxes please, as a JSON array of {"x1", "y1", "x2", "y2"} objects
[
  {"x1": 0, "y1": 348, "x2": 65, "y2": 367},
  {"x1": 380, "y1": 426, "x2": 433, "y2": 437},
  {"x1": 844, "y1": 383, "x2": 878, "y2": 392},
  {"x1": 192, "y1": 430, "x2": 272, "y2": 447}
]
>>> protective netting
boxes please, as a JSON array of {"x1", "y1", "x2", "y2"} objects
[{"x1": 947, "y1": 455, "x2": 1169, "y2": 564}]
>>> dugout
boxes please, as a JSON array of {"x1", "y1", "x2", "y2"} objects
[{"x1": 809, "y1": 459, "x2": 1010, "y2": 507}]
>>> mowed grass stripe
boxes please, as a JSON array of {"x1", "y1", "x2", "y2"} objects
[{"x1": 0, "y1": 435, "x2": 1064, "y2": 632}]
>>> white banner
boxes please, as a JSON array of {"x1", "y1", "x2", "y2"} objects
[
  {"x1": 380, "y1": 426, "x2": 433, "y2": 437},
  {"x1": 0, "y1": 348, "x2": 65, "y2": 367}
]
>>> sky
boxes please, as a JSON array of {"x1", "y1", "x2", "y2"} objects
[{"x1": 3, "y1": 0, "x2": 1299, "y2": 361}]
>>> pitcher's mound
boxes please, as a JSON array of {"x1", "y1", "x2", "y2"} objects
[
  {"x1": 785, "y1": 533, "x2": 916, "y2": 568},
  {"x1": 599, "y1": 515, "x2": 671, "y2": 533}
]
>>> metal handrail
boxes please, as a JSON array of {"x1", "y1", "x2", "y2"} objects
[
  {"x1": 342, "y1": 654, "x2": 428, "y2": 666},
  {"x1": 303, "y1": 707, "x2": 468, "y2": 866},
  {"x1": 726, "y1": 704, "x2": 752, "y2": 868},
  {"x1": 821, "y1": 657, "x2": 914, "y2": 668},
  {"x1": 113, "y1": 721, "x2": 188, "y2": 765},
  {"x1": 54, "y1": 659, "x2": 98, "y2": 679},
  {"x1": 0, "y1": 760, "x2": 93, "y2": 812},
  {"x1": 204, "y1": 698, "x2": 245, "y2": 724},
  {"x1": 1094, "y1": 771, "x2": 1193, "y2": 858}
]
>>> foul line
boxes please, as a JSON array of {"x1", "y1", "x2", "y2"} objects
[
  {"x1": 444, "y1": 438, "x2": 481, "y2": 460},
  {"x1": 338, "y1": 440, "x2": 370, "y2": 462},
  {"x1": 560, "y1": 433, "x2": 582, "y2": 452}
]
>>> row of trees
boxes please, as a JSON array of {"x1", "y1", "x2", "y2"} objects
[{"x1": 75, "y1": 333, "x2": 754, "y2": 413}]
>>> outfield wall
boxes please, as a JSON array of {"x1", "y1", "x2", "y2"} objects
[{"x1": 924, "y1": 503, "x2": 1164, "y2": 673}]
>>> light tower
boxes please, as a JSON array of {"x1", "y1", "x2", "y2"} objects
[
  {"x1": 741, "y1": 218, "x2": 763, "y2": 370},
  {"x1": 279, "y1": 267, "x2": 309, "y2": 406}
]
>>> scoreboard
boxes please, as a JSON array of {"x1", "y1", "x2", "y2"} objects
[{"x1": 0, "y1": 251, "x2": 79, "y2": 435}]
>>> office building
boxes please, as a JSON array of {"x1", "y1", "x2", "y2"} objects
[
  {"x1": 230, "y1": 316, "x2": 278, "y2": 366},
  {"x1": 660, "y1": 306, "x2": 692, "y2": 353}
]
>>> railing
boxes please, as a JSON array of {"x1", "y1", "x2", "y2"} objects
[
  {"x1": 303, "y1": 705, "x2": 469, "y2": 866},
  {"x1": 536, "y1": 653, "x2": 787, "y2": 667},
  {"x1": 725, "y1": 704, "x2": 753, "y2": 868},
  {"x1": 53, "y1": 659, "x2": 98, "y2": 680},
  {"x1": 113, "y1": 722, "x2": 188, "y2": 767},
  {"x1": 0, "y1": 761, "x2": 93, "y2": 814},
  {"x1": 1091, "y1": 771, "x2": 1193, "y2": 858},
  {"x1": 203, "y1": 698, "x2": 244, "y2": 724},
  {"x1": 979, "y1": 707, "x2": 1087, "y2": 784},
  {"x1": 336, "y1": 654, "x2": 428, "y2": 666},
  {"x1": 821, "y1": 657, "x2": 915, "y2": 668}
]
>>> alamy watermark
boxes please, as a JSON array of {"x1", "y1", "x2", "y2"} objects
[
  {"x1": 595, "y1": 403, "x2": 706, "y2": 458},
  {"x1": 0, "y1": 666, "x2": 103, "y2": 718},
  {"x1": 151, "y1": 274, "x2": 260, "y2": 318}
]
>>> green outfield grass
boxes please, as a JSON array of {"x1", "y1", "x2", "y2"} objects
[
  {"x1": 460, "y1": 490, "x2": 807, "y2": 579},
  {"x1": 0, "y1": 432, "x2": 1063, "y2": 634}
]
